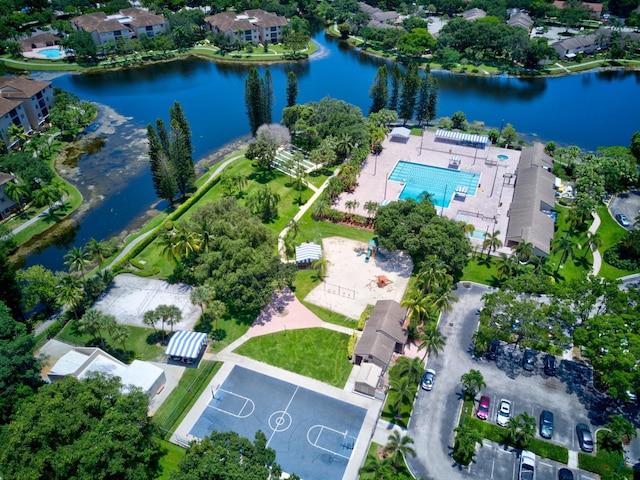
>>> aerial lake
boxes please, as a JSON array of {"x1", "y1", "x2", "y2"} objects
[{"x1": 20, "y1": 30, "x2": 640, "y2": 271}]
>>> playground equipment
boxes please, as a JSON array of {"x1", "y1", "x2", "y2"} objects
[
  {"x1": 364, "y1": 247, "x2": 373, "y2": 263},
  {"x1": 355, "y1": 245, "x2": 365, "y2": 257}
]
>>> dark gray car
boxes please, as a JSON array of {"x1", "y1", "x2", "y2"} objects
[
  {"x1": 540, "y1": 410, "x2": 553, "y2": 439},
  {"x1": 576, "y1": 423, "x2": 594, "y2": 452}
]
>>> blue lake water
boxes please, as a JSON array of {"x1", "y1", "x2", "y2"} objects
[{"x1": 21, "y1": 30, "x2": 640, "y2": 271}]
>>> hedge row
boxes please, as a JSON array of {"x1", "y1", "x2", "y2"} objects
[{"x1": 347, "y1": 331, "x2": 358, "y2": 360}]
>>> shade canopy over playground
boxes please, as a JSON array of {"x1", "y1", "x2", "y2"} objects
[
  {"x1": 295, "y1": 242, "x2": 322, "y2": 264},
  {"x1": 166, "y1": 330, "x2": 207, "y2": 361},
  {"x1": 435, "y1": 129, "x2": 490, "y2": 148}
]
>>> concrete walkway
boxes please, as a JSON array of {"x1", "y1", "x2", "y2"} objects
[
  {"x1": 588, "y1": 211, "x2": 602, "y2": 276},
  {"x1": 277, "y1": 168, "x2": 340, "y2": 260},
  {"x1": 7, "y1": 199, "x2": 63, "y2": 237}
]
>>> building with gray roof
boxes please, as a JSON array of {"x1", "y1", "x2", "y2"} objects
[
  {"x1": 505, "y1": 143, "x2": 556, "y2": 257},
  {"x1": 353, "y1": 300, "x2": 408, "y2": 370}
]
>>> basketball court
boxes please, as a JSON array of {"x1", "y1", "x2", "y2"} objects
[{"x1": 187, "y1": 365, "x2": 367, "y2": 480}]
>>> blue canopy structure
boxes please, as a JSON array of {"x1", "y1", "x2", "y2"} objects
[
  {"x1": 295, "y1": 242, "x2": 322, "y2": 264},
  {"x1": 435, "y1": 129, "x2": 490, "y2": 148},
  {"x1": 166, "y1": 330, "x2": 207, "y2": 361}
]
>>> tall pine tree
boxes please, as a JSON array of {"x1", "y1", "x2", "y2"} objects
[
  {"x1": 399, "y1": 63, "x2": 420, "y2": 125},
  {"x1": 169, "y1": 101, "x2": 195, "y2": 198},
  {"x1": 426, "y1": 73, "x2": 439, "y2": 126},
  {"x1": 415, "y1": 73, "x2": 429, "y2": 126},
  {"x1": 263, "y1": 69, "x2": 273, "y2": 125},
  {"x1": 388, "y1": 63, "x2": 402, "y2": 112},
  {"x1": 147, "y1": 122, "x2": 177, "y2": 204},
  {"x1": 369, "y1": 64, "x2": 389, "y2": 114},
  {"x1": 245, "y1": 67, "x2": 265, "y2": 136},
  {"x1": 147, "y1": 102, "x2": 194, "y2": 202},
  {"x1": 286, "y1": 71, "x2": 298, "y2": 107}
]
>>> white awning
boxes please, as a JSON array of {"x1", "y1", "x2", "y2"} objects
[
  {"x1": 295, "y1": 242, "x2": 322, "y2": 263},
  {"x1": 435, "y1": 129, "x2": 490, "y2": 146},
  {"x1": 166, "y1": 330, "x2": 207, "y2": 359},
  {"x1": 390, "y1": 127, "x2": 411, "y2": 139}
]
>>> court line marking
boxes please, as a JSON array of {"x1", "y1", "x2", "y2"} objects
[
  {"x1": 306, "y1": 424, "x2": 356, "y2": 460},
  {"x1": 207, "y1": 388, "x2": 255, "y2": 418},
  {"x1": 266, "y1": 386, "x2": 299, "y2": 448}
]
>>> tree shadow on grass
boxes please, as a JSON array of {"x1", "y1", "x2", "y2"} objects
[{"x1": 248, "y1": 169, "x2": 278, "y2": 185}]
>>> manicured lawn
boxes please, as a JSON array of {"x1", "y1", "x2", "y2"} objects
[
  {"x1": 461, "y1": 255, "x2": 499, "y2": 285},
  {"x1": 302, "y1": 301, "x2": 359, "y2": 327},
  {"x1": 153, "y1": 360, "x2": 221, "y2": 438},
  {"x1": 596, "y1": 205, "x2": 637, "y2": 280},
  {"x1": 157, "y1": 439, "x2": 186, "y2": 479},
  {"x1": 380, "y1": 381, "x2": 420, "y2": 429},
  {"x1": 306, "y1": 166, "x2": 337, "y2": 189},
  {"x1": 547, "y1": 205, "x2": 594, "y2": 282},
  {"x1": 234, "y1": 328, "x2": 353, "y2": 388},
  {"x1": 297, "y1": 204, "x2": 375, "y2": 244},
  {"x1": 56, "y1": 321, "x2": 164, "y2": 362},
  {"x1": 205, "y1": 312, "x2": 254, "y2": 353}
]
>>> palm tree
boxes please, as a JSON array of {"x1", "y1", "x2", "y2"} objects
[
  {"x1": 512, "y1": 239, "x2": 534, "y2": 263},
  {"x1": 603, "y1": 414, "x2": 637, "y2": 451},
  {"x1": 553, "y1": 236, "x2": 577, "y2": 272},
  {"x1": 584, "y1": 230, "x2": 603, "y2": 257},
  {"x1": 507, "y1": 412, "x2": 537, "y2": 447},
  {"x1": 7, "y1": 124, "x2": 28, "y2": 147},
  {"x1": 158, "y1": 229, "x2": 178, "y2": 263},
  {"x1": 311, "y1": 257, "x2": 327, "y2": 281},
  {"x1": 78, "y1": 308, "x2": 105, "y2": 344},
  {"x1": 206, "y1": 300, "x2": 227, "y2": 333},
  {"x1": 416, "y1": 256, "x2": 452, "y2": 294},
  {"x1": 335, "y1": 132, "x2": 354, "y2": 160},
  {"x1": 111, "y1": 324, "x2": 130, "y2": 352},
  {"x1": 364, "y1": 200, "x2": 379, "y2": 224},
  {"x1": 384, "y1": 430, "x2": 416, "y2": 469},
  {"x1": 393, "y1": 357, "x2": 424, "y2": 385},
  {"x1": 3, "y1": 180, "x2": 29, "y2": 214},
  {"x1": 387, "y1": 376, "x2": 414, "y2": 421},
  {"x1": 311, "y1": 198, "x2": 332, "y2": 220},
  {"x1": 460, "y1": 369, "x2": 486, "y2": 399},
  {"x1": 57, "y1": 274, "x2": 84, "y2": 319},
  {"x1": 164, "y1": 305, "x2": 182, "y2": 333},
  {"x1": 100, "y1": 313, "x2": 117, "y2": 347},
  {"x1": 64, "y1": 246, "x2": 92, "y2": 280},
  {"x1": 426, "y1": 288, "x2": 458, "y2": 315},
  {"x1": 401, "y1": 288, "x2": 431, "y2": 327},
  {"x1": 453, "y1": 421, "x2": 483, "y2": 465},
  {"x1": 358, "y1": 455, "x2": 394, "y2": 478},
  {"x1": 190, "y1": 284, "x2": 216, "y2": 319},
  {"x1": 287, "y1": 219, "x2": 304, "y2": 240},
  {"x1": 417, "y1": 323, "x2": 446, "y2": 361},
  {"x1": 173, "y1": 225, "x2": 201, "y2": 259},
  {"x1": 496, "y1": 252, "x2": 517, "y2": 281},
  {"x1": 483, "y1": 229, "x2": 503, "y2": 255},
  {"x1": 85, "y1": 238, "x2": 110, "y2": 267},
  {"x1": 143, "y1": 309, "x2": 159, "y2": 332}
]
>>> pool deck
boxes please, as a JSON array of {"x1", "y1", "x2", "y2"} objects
[{"x1": 335, "y1": 129, "x2": 521, "y2": 253}]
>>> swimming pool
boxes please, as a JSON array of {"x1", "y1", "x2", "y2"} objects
[
  {"x1": 389, "y1": 161, "x2": 481, "y2": 209},
  {"x1": 39, "y1": 48, "x2": 63, "y2": 59},
  {"x1": 497, "y1": 154, "x2": 509, "y2": 160}
]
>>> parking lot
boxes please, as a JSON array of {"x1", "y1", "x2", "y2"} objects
[
  {"x1": 471, "y1": 441, "x2": 597, "y2": 480},
  {"x1": 407, "y1": 283, "x2": 622, "y2": 480},
  {"x1": 609, "y1": 190, "x2": 640, "y2": 230}
]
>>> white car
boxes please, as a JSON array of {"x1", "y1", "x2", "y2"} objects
[
  {"x1": 497, "y1": 399, "x2": 512, "y2": 426},
  {"x1": 421, "y1": 369, "x2": 436, "y2": 391},
  {"x1": 519, "y1": 450, "x2": 536, "y2": 480}
]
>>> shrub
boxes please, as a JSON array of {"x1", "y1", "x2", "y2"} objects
[{"x1": 347, "y1": 332, "x2": 358, "y2": 360}]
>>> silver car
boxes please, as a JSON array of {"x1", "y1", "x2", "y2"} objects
[{"x1": 421, "y1": 368, "x2": 436, "y2": 391}]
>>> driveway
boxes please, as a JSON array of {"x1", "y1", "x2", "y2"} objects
[{"x1": 405, "y1": 282, "x2": 633, "y2": 479}]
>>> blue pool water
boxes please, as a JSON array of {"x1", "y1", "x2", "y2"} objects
[
  {"x1": 39, "y1": 48, "x2": 63, "y2": 59},
  {"x1": 389, "y1": 161, "x2": 480, "y2": 209},
  {"x1": 497, "y1": 154, "x2": 509, "y2": 160}
]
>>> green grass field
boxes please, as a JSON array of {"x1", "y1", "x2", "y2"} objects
[
  {"x1": 595, "y1": 205, "x2": 637, "y2": 280},
  {"x1": 234, "y1": 328, "x2": 353, "y2": 387},
  {"x1": 56, "y1": 321, "x2": 164, "y2": 362},
  {"x1": 156, "y1": 439, "x2": 186, "y2": 479}
]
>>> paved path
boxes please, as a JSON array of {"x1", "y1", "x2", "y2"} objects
[
  {"x1": 588, "y1": 211, "x2": 602, "y2": 276},
  {"x1": 7, "y1": 199, "x2": 63, "y2": 237},
  {"x1": 105, "y1": 154, "x2": 243, "y2": 269},
  {"x1": 277, "y1": 168, "x2": 340, "y2": 260}
]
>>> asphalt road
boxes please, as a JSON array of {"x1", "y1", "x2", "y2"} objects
[{"x1": 405, "y1": 282, "x2": 636, "y2": 479}]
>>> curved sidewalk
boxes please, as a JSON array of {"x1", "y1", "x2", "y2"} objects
[{"x1": 588, "y1": 211, "x2": 602, "y2": 276}]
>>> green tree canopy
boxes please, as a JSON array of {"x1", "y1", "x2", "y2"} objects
[
  {"x1": 171, "y1": 430, "x2": 284, "y2": 480},
  {"x1": 0, "y1": 374, "x2": 161, "y2": 479}
]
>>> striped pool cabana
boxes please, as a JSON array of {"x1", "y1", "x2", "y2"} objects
[
  {"x1": 166, "y1": 330, "x2": 208, "y2": 363},
  {"x1": 295, "y1": 242, "x2": 322, "y2": 265},
  {"x1": 435, "y1": 129, "x2": 490, "y2": 148}
]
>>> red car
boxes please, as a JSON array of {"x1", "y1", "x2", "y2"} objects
[{"x1": 477, "y1": 395, "x2": 490, "y2": 420}]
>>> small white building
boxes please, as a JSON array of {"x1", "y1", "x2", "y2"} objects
[{"x1": 48, "y1": 347, "x2": 166, "y2": 397}]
